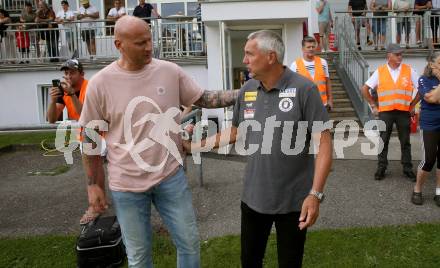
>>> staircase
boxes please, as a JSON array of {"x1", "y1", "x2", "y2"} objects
[{"x1": 327, "y1": 58, "x2": 361, "y2": 128}]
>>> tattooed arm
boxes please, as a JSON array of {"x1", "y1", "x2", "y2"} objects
[
  {"x1": 81, "y1": 127, "x2": 107, "y2": 213},
  {"x1": 193, "y1": 89, "x2": 240, "y2": 108}
]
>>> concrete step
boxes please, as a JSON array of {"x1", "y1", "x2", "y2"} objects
[
  {"x1": 333, "y1": 99, "x2": 353, "y2": 108},
  {"x1": 329, "y1": 108, "x2": 357, "y2": 117}
]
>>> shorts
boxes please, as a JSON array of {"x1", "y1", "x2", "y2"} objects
[
  {"x1": 81, "y1": 29, "x2": 95, "y2": 42},
  {"x1": 397, "y1": 18, "x2": 411, "y2": 36},
  {"x1": 318, "y1": 21, "x2": 330, "y2": 35},
  {"x1": 353, "y1": 16, "x2": 368, "y2": 30},
  {"x1": 372, "y1": 18, "x2": 387, "y2": 35}
]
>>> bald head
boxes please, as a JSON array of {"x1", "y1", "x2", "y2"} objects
[
  {"x1": 115, "y1": 15, "x2": 150, "y2": 41},
  {"x1": 114, "y1": 15, "x2": 153, "y2": 69}
]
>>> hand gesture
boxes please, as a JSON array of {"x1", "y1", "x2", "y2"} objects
[{"x1": 299, "y1": 195, "x2": 320, "y2": 230}]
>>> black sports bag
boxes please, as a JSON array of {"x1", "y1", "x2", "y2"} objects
[{"x1": 76, "y1": 216, "x2": 126, "y2": 268}]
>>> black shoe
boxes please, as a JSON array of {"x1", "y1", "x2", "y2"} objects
[
  {"x1": 374, "y1": 168, "x2": 385, "y2": 180},
  {"x1": 434, "y1": 195, "x2": 440, "y2": 207},
  {"x1": 411, "y1": 191, "x2": 423, "y2": 205},
  {"x1": 403, "y1": 170, "x2": 416, "y2": 182}
]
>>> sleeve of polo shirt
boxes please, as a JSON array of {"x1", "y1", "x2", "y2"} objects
[
  {"x1": 78, "y1": 79, "x2": 105, "y2": 128},
  {"x1": 303, "y1": 84, "x2": 330, "y2": 133},
  {"x1": 365, "y1": 69, "x2": 379, "y2": 89},
  {"x1": 232, "y1": 89, "x2": 243, "y2": 128},
  {"x1": 177, "y1": 67, "x2": 204, "y2": 107},
  {"x1": 417, "y1": 76, "x2": 431, "y2": 96}
]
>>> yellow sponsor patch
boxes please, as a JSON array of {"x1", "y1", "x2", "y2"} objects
[{"x1": 244, "y1": 91, "x2": 258, "y2": 101}]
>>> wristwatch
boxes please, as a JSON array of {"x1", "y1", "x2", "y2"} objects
[{"x1": 309, "y1": 189, "x2": 325, "y2": 203}]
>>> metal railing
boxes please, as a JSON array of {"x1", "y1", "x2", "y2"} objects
[
  {"x1": 0, "y1": 18, "x2": 206, "y2": 63},
  {"x1": 334, "y1": 15, "x2": 371, "y2": 125},
  {"x1": 0, "y1": 0, "x2": 26, "y2": 12},
  {"x1": 335, "y1": 10, "x2": 435, "y2": 50}
]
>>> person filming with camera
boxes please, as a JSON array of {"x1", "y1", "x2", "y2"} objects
[
  {"x1": 47, "y1": 58, "x2": 107, "y2": 225},
  {"x1": 47, "y1": 58, "x2": 87, "y2": 123}
]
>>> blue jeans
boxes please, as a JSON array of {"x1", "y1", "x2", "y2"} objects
[{"x1": 111, "y1": 167, "x2": 200, "y2": 268}]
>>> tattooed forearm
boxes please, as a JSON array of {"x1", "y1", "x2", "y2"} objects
[
  {"x1": 81, "y1": 128, "x2": 105, "y2": 186},
  {"x1": 194, "y1": 89, "x2": 240, "y2": 108},
  {"x1": 82, "y1": 154, "x2": 104, "y2": 185}
]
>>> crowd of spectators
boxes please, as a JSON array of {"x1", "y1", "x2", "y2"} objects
[
  {"x1": 346, "y1": 0, "x2": 440, "y2": 50},
  {"x1": 0, "y1": 0, "x2": 163, "y2": 63}
]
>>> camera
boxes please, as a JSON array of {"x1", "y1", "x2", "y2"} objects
[{"x1": 52, "y1": 79, "x2": 64, "y2": 95}]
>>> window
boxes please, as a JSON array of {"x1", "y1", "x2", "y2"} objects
[
  {"x1": 161, "y1": 2, "x2": 184, "y2": 17},
  {"x1": 187, "y1": 2, "x2": 199, "y2": 17},
  {"x1": 37, "y1": 85, "x2": 51, "y2": 123}
]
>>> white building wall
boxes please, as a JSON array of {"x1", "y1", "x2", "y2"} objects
[{"x1": 0, "y1": 64, "x2": 208, "y2": 127}]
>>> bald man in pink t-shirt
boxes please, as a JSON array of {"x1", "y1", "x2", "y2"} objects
[{"x1": 79, "y1": 16, "x2": 238, "y2": 267}]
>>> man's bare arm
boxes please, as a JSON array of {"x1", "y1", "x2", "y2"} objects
[
  {"x1": 193, "y1": 89, "x2": 240, "y2": 108},
  {"x1": 81, "y1": 128, "x2": 105, "y2": 186}
]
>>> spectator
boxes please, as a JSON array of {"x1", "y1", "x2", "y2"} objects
[
  {"x1": 78, "y1": 0, "x2": 99, "y2": 58},
  {"x1": 361, "y1": 43, "x2": 419, "y2": 181},
  {"x1": 411, "y1": 52, "x2": 440, "y2": 206},
  {"x1": 187, "y1": 30, "x2": 332, "y2": 267},
  {"x1": 0, "y1": 9, "x2": 15, "y2": 61},
  {"x1": 290, "y1": 36, "x2": 333, "y2": 110},
  {"x1": 15, "y1": 24, "x2": 30, "y2": 63},
  {"x1": 315, "y1": 0, "x2": 333, "y2": 52},
  {"x1": 370, "y1": 0, "x2": 392, "y2": 50},
  {"x1": 35, "y1": 1, "x2": 59, "y2": 62},
  {"x1": 431, "y1": 0, "x2": 440, "y2": 46},
  {"x1": 20, "y1": 2, "x2": 39, "y2": 58},
  {"x1": 55, "y1": 0, "x2": 75, "y2": 56},
  {"x1": 107, "y1": 0, "x2": 126, "y2": 21},
  {"x1": 133, "y1": 0, "x2": 161, "y2": 25},
  {"x1": 394, "y1": 0, "x2": 414, "y2": 48},
  {"x1": 414, "y1": 0, "x2": 432, "y2": 46},
  {"x1": 20, "y1": 2, "x2": 37, "y2": 25},
  {"x1": 47, "y1": 58, "x2": 107, "y2": 224},
  {"x1": 79, "y1": 16, "x2": 238, "y2": 267},
  {"x1": 348, "y1": 0, "x2": 373, "y2": 50},
  {"x1": 47, "y1": 59, "x2": 87, "y2": 123}
]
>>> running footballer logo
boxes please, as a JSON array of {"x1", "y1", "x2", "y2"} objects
[{"x1": 114, "y1": 96, "x2": 183, "y2": 172}]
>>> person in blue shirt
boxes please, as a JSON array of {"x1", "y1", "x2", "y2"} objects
[{"x1": 411, "y1": 52, "x2": 440, "y2": 206}]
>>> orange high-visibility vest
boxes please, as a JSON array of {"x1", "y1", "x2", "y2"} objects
[
  {"x1": 377, "y1": 64, "x2": 413, "y2": 112},
  {"x1": 296, "y1": 57, "x2": 328, "y2": 104},
  {"x1": 62, "y1": 79, "x2": 88, "y2": 120}
]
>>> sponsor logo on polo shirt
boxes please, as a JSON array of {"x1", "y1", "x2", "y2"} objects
[{"x1": 244, "y1": 91, "x2": 258, "y2": 101}]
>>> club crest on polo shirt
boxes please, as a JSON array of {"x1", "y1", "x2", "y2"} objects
[
  {"x1": 279, "y1": 87, "x2": 296, "y2": 98},
  {"x1": 279, "y1": 98, "x2": 293, "y2": 112},
  {"x1": 244, "y1": 91, "x2": 258, "y2": 101}
]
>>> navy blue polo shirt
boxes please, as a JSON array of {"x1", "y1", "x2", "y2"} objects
[{"x1": 232, "y1": 67, "x2": 330, "y2": 214}]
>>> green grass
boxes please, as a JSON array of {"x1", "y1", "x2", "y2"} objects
[
  {"x1": 1, "y1": 223, "x2": 439, "y2": 268},
  {"x1": 0, "y1": 131, "x2": 56, "y2": 149}
]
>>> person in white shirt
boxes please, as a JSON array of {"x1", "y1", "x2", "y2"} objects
[
  {"x1": 55, "y1": 0, "x2": 75, "y2": 54},
  {"x1": 107, "y1": 0, "x2": 126, "y2": 21},
  {"x1": 361, "y1": 43, "x2": 419, "y2": 181},
  {"x1": 78, "y1": 0, "x2": 99, "y2": 57}
]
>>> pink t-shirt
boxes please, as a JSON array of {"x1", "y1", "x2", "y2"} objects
[{"x1": 79, "y1": 59, "x2": 204, "y2": 192}]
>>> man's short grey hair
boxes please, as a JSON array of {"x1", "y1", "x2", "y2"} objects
[{"x1": 247, "y1": 30, "x2": 285, "y2": 64}]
